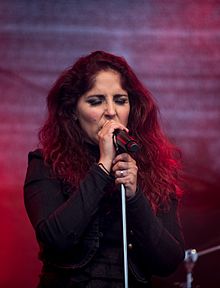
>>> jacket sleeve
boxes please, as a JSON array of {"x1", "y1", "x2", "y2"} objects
[
  {"x1": 126, "y1": 189, "x2": 185, "y2": 277},
  {"x1": 24, "y1": 150, "x2": 113, "y2": 252}
]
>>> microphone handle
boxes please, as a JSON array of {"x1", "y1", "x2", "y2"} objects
[{"x1": 114, "y1": 130, "x2": 139, "y2": 153}]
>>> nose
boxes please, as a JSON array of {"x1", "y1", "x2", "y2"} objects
[{"x1": 104, "y1": 100, "x2": 116, "y2": 119}]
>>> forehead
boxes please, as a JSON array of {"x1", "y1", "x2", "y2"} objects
[{"x1": 90, "y1": 69, "x2": 124, "y2": 90}]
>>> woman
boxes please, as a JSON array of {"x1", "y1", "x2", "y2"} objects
[{"x1": 24, "y1": 50, "x2": 185, "y2": 287}]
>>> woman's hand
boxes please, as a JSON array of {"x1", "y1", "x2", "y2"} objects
[
  {"x1": 98, "y1": 121, "x2": 128, "y2": 172},
  {"x1": 112, "y1": 153, "x2": 138, "y2": 197}
]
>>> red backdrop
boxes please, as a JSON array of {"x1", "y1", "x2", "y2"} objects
[{"x1": 1, "y1": 1, "x2": 220, "y2": 287}]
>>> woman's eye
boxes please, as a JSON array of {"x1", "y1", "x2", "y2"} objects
[
  {"x1": 86, "y1": 98, "x2": 103, "y2": 106},
  {"x1": 115, "y1": 98, "x2": 128, "y2": 105}
]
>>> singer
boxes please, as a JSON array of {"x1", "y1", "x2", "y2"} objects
[{"x1": 24, "y1": 51, "x2": 185, "y2": 288}]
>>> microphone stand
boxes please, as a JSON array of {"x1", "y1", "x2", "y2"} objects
[
  {"x1": 184, "y1": 249, "x2": 198, "y2": 288},
  {"x1": 113, "y1": 138, "x2": 129, "y2": 288},
  {"x1": 113, "y1": 131, "x2": 139, "y2": 288},
  {"x1": 121, "y1": 183, "x2": 129, "y2": 288},
  {"x1": 184, "y1": 244, "x2": 220, "y2": 288}
]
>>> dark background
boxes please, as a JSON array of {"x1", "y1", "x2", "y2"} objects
[{"x1": 0, "y1": 1, "x2": 220, "y2": 287}]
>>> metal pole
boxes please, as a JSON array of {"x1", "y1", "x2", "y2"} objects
[
  {"x1": 197, "y1": 245, "x2": 220, "y2": 257},
  {"x1": 184, "y1": 245, "x2": 220, "y2": 287},
  {"x1": 121, "y1": 183, "x2": 128, "y2": 288},
  {"x1": 184, "y1": 249, "x2": 198, "y2": 288}
]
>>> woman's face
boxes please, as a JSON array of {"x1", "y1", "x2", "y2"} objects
[{"x1": 76, "y1": 70, "x2": 130, "y2": 144}]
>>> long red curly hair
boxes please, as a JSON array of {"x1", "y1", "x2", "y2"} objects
[{"x1": 39, "y1": 51, "x2": 182, "y2": 212}]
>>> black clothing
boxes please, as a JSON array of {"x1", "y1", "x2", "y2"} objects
[{"x1": 24, "y1": 149, "x2": 184, "y2": 287}]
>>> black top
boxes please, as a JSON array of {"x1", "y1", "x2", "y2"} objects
[{"x1": 24, "y1": 148, "x2": 185, "y2": 287}]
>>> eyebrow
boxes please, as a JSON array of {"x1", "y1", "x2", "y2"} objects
[
  {"x1": 86, "y1": 93, "x2": 128, "y2": 98},
  {"x1": 86, "y1": 94, "x2": 105, "y2": 98},
  {"x1": 113, "y1": 94, "x2": 129, "y2": 97}
]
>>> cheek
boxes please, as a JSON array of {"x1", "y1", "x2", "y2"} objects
[
  {"x1": 86, "y1": 112, "x2": 100, "y2": 123},
  {"x1": 79, "y1": 110, "x2": 100, "y2": 125}
]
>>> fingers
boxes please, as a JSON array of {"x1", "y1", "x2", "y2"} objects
[
  {"x1": 115, "y1": 169, "x2": 127, "y2": 178},
  {"x1": 98, "y1": 120, "x2": 129, "y2": 138},
  {"x1": 114, "y1": 166, "x2": 137, "y2": 181},
  {"x1": 112, "y1": 153, "x2": 135, "y2": 170},
  {"x1": 112, "y1": 153, "x2": 138, "y2": 196},
  {"x1": 98, "y1": 122, "x2": 129, "y2": 168}
]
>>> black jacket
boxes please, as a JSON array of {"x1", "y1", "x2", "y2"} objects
[{"x1": 24, "y1": 149, "x2": 185, "y2": 285}]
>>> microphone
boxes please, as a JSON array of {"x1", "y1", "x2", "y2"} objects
[{"x1": 113, "y1": 129, "x2": 139, "y2": 153}]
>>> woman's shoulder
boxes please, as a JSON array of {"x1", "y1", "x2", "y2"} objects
[
  {"x1": 28, "y1": 148, "x2": 43, "y2": 162},
  {"x1": 25, "y1": 149, "x2": 53, "y2": 183},
  {"x1": 27, "y1": 148, "x2": 50, "y2": 173}
]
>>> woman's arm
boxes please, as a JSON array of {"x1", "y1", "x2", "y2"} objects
[
  {"x1": 126, "y1": 190, "x2": 185, "y2": 276},
  {"x1": 24, "y1": 150, "x2": 112, "y2": 252}
]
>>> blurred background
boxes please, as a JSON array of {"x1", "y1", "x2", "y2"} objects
[{"x1": 0, "y1": 1, "x2": 220, "y2": 287}]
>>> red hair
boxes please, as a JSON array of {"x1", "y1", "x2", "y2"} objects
[{"x1": 39, "y1": 51, "x2": 182, "y2": 212}]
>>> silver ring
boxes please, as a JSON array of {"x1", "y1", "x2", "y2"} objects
[{"x1": 120, "y1": 170, "x2": 124, "y2": 177}]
